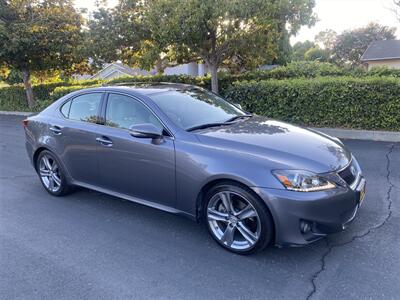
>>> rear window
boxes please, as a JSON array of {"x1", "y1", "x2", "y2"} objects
[
  {"x1": 62, "y1": 93, "x2": 102, "y2": 123},
  {"x1": 60, "y1": 100, "x2": 71, "y2": 117}
]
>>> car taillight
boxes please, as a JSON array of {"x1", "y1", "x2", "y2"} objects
[{"x1": 22, "y1": 119, "x2": 29, "y2": 128}]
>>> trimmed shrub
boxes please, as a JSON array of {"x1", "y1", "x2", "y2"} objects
[
  {"x1": 225, "y1": 76, "x2": 400, "y2": 131},
  {"x1": 1, "y1": 62, "x2": 399, "y2": 131},
  {"x1": 0, "y1": 85, "x2": 28, "y2": 111},
  {"x1": 49, "y1": 84, "x2": 101, "y2": 101}
]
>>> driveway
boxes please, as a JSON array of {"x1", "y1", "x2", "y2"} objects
[{"x1": 1, "y1": 114, "x2": 399, "y2": 299}]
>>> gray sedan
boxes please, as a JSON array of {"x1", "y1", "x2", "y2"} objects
[{"x1": 23, "y1": 83, "x2": 366, "y2": 254}]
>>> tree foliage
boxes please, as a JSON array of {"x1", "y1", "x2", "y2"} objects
[
  {"x1": 393, "y1": 0, "x2": 400, "y2": 21},
  {"x1": 331, "y1": 22, "x2": 396, "y2": 67},
  {"x1": 143, "y1": 0, "x2": 316, "y2": 92},
  {"x1": 0, "y1": 0, "x2": 85, "y2": 107},
  {"x1": 315, "y1": 29, "x2": 337, "y2": 50},
  {"x1": 304, "y1": 46, "x2": 330, "y2": 62},
  {"x1": 291, "y1": 40, "x2": 315, "y2": 61},
  {"x1": 85, "y1": 0, "x2": 149, "y2": 70}
]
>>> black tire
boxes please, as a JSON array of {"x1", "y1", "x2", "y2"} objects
[
  {"x1": 203, "y1": 182, "x2": 274, "y2": 255},
  {"x1": 36, "y1": 150, "x2": 72, "y2": 196}
]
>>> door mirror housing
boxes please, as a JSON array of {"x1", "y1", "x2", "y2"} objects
[
  {"x1": 234, "y1": 103, "x2": 243, "y2": 110},
  {"x1": 129, "y1": 123, "x2": 164, "y2": 139}
]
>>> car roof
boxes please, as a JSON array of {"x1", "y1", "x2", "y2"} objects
[{"x1": 100, "y1": 82, "x2": 200, "y2": 96}]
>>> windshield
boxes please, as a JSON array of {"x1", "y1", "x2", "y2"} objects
[{"x1": 150, "y1": 88, "x2": 246, "y2": 130}]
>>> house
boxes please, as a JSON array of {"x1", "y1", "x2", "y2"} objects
[
  {"x1": 74, "y1": 61, "x2": 209, "y2": 80},
  {"x1": 90, "y1": 62, "x2": 154, "y2": 80},
  {"x1": 361, "y1": 40, "x2": 400, "y2": 70},
  {"x1": 164, "y1": 62, "x2": 208, "y2": 76}
]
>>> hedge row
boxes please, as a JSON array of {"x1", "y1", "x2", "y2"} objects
[
  {"x1": 0, "y1": 79, "x2": 103, "y2": 111},
  {"x1": 2, "y1": 61, "x2": 400, "y2": 112},
  {"x1": 225, "y1": 77, "x2": 400, "y2": 131}
]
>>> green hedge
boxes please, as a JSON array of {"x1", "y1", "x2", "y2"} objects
[
  {"x1": 2, "y1": 61, "x2": 400, "y2": 112},
  {"x1": 0, "y1": 79, "x2": 104, "y2": 111},
  {"x1": 225, "y1": 76, "x2": 400, "y2": 131},
  {"x1": 1, "y1": 62, "x2": 400, "y2": 131}
]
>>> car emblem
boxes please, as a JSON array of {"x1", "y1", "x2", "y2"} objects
[{"x1": 350, "y1": 165, "x2": 357, "y2": 176}]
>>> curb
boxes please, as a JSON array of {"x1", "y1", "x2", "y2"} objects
[
  {"x1": 0, "y1": 111, "x2": 399, "y2": 142},
  {"x1": 310, "y1": 127, "x2": 400, "y2": 143},
  {"x1": 0, "y1": 110, "x2": 34, "y2": 116}
]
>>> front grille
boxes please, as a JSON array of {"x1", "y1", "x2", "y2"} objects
[{"x1": 338, "y1": 162, "x2": 357, "y2": 185}]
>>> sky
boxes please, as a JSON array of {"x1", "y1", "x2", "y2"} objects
[
  {"x1": 291, "y1": 0, "x2": 400, "y2": 44},
  {"x1": 75, "y1": 0, "x2": 400, "y2": 45}
]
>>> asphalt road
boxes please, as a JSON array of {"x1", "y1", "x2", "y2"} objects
[{"x1": 1, "y1": 114, "x2": 399, "y2": 300}]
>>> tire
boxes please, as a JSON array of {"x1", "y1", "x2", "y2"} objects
[
  {"x1": 36, "y1": 150, "x2": 72, "y2": 196},
  {"x1": 203, "y1": 182, "x2": 274, "y2": 255}
]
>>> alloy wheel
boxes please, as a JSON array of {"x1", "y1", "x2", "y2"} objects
[
  {"x1": 39, "y1": 154, "x2": 62, "y2": 193},
  {"x1": 207, "y1": 191, "x2": 261, "y2": 251}
]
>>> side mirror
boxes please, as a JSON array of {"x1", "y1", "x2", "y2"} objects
[
  {"x1": 234, "y1": 103, "x2": 243, "y2": 109},
  {"x1": 129, "y1": 123, "x2": 163, "y2": 139}
]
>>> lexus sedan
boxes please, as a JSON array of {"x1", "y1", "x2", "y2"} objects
[{"x1": 24, "y1": 83, "x2": 366, "y2": 254}]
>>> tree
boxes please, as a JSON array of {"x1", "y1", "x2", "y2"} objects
[
  {"x1": 0, "y1": 0, "x2": 84, "y2": 108},
  {"x1": 304, "y1": 46, "x2": 330, "y2": 62},
  {"x1": 291, "y1": 40, "x2": 315, "y2": 61},
  {"x1": 392, "y1": 0, "x2": 400, "y2": 21},
  {"x1": 144, "y1": 0, "x2": 316, "y2": 93},
  {"x1": 331, "y1": 23, "x2": 396, "y2": 67},
  {"x1": 315, "y1": 29, "x2": 337, "y2": 50},
  {"x1": 86, "y1": 0, "x2": 150, "y2": 71}
]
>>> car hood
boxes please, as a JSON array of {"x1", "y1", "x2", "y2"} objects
[{"x1": 195, "y1": 116, "x2": 351, "y2": 173}]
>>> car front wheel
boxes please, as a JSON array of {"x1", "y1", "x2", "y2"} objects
[{"x1": 204, "y1": 183, "x2": 274, "y2": 254}]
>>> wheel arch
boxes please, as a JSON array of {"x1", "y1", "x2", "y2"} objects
[
  {"x1": 32, "y1": 147, "x2": 73, "y2": 182},
  {"x1": 33, "y1": 146, "x2": 50, "y2": 171},
  {"x1": 196, "y1": 177, "x2": 277, "y2": 246},
  {"x1": 196, "y1": 178, "x2": 274, "y2": 226}
]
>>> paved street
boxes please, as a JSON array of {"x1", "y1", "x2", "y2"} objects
[{"x1": 1, "y1": 114, "x2": 399, "y2": 300}]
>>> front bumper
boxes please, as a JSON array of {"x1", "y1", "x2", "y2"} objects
[{"x1": 253, "y1": 176, "x2": 366, "y2": 247}]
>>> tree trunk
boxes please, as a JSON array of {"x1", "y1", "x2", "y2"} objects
[
  {"x1": 155, "y1": 58, "x2": 164, "y2": 75},
  {"x1": 21, "y1": 69, "x2": 35, "y2": 108},
  {"x1": 209, "y1": 63, "x2": 219, "y2": 94}
]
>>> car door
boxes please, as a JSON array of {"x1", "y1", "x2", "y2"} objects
[
  {"x1": 96, "y1": 93, "x2": 176, "y2": 208},
  {"x1": 54, "y1": 92, "x2": 103, "y2": 186}
]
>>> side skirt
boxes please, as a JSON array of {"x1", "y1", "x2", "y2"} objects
[{"x1": 71, "y1": 180, "x2": 197, "y2": 221}]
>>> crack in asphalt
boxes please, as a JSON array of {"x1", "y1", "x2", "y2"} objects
[{"x1": 306, "y1": 143, "x2": 396, "y2": 300}]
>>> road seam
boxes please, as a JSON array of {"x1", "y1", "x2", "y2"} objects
[{"x1": 306, "y1": 143, "x2": 396, "y2": 300}]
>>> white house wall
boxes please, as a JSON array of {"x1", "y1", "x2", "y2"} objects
[
  {"x1": 367, "y1": 59, "x2": 400, "y2": 70},
  {"x1": 164, "y1": 62, "x2": 199, "y2": 76}
]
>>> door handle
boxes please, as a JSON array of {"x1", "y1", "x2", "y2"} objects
[
  {"x1": 49, "y1": 125, "x2": 62, "y2": 135},
  {"x1": 96, "y1": 136, "x2": 113, "y2": 147}
]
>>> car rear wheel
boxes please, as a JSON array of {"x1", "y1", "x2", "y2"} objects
[
  {"x1": 204, "y1": 183, "x2": 274, "y2": 254},
  {"x1": 36, "y1": 150, "x2": 71, "y2": 196}
]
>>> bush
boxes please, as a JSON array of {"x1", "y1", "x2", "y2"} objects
[
  {"x1": 0, "y1": 85, "x2": 28, "y2": 111},
  {"x1": 237, "y1": 61, "x2": 347, "y2": 80},
  {"x1": 225, "y1": 76, "x2": 400, "y2": 131},
  {"x1": 50, "y1": 84, "x2": 101, "y2": 101},
  {"x1": 1, "y1": 62, "x2": 399, "y2": 131},
  {"x1": 365, "y1": 66, "x2": 400, "y2": 78}
]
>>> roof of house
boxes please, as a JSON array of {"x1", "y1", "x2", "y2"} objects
[
  {"x1": 90, "y1": 62, "x2": 152, "y2": 79},
  {"x1": 361, "y1": 40, "x2": 400, "y2": 62}
]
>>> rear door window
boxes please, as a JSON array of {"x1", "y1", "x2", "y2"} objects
[
  {"x1": 67, "y1": 93, "x2": 102, "y2": 123},
  {"x1": 60, "y1": 100, "x2": 71, "y2": 117}
]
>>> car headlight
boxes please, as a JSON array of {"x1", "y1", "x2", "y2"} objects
[{"x1": 272, "y1": 170, "x2": 336, "y2": 192}]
